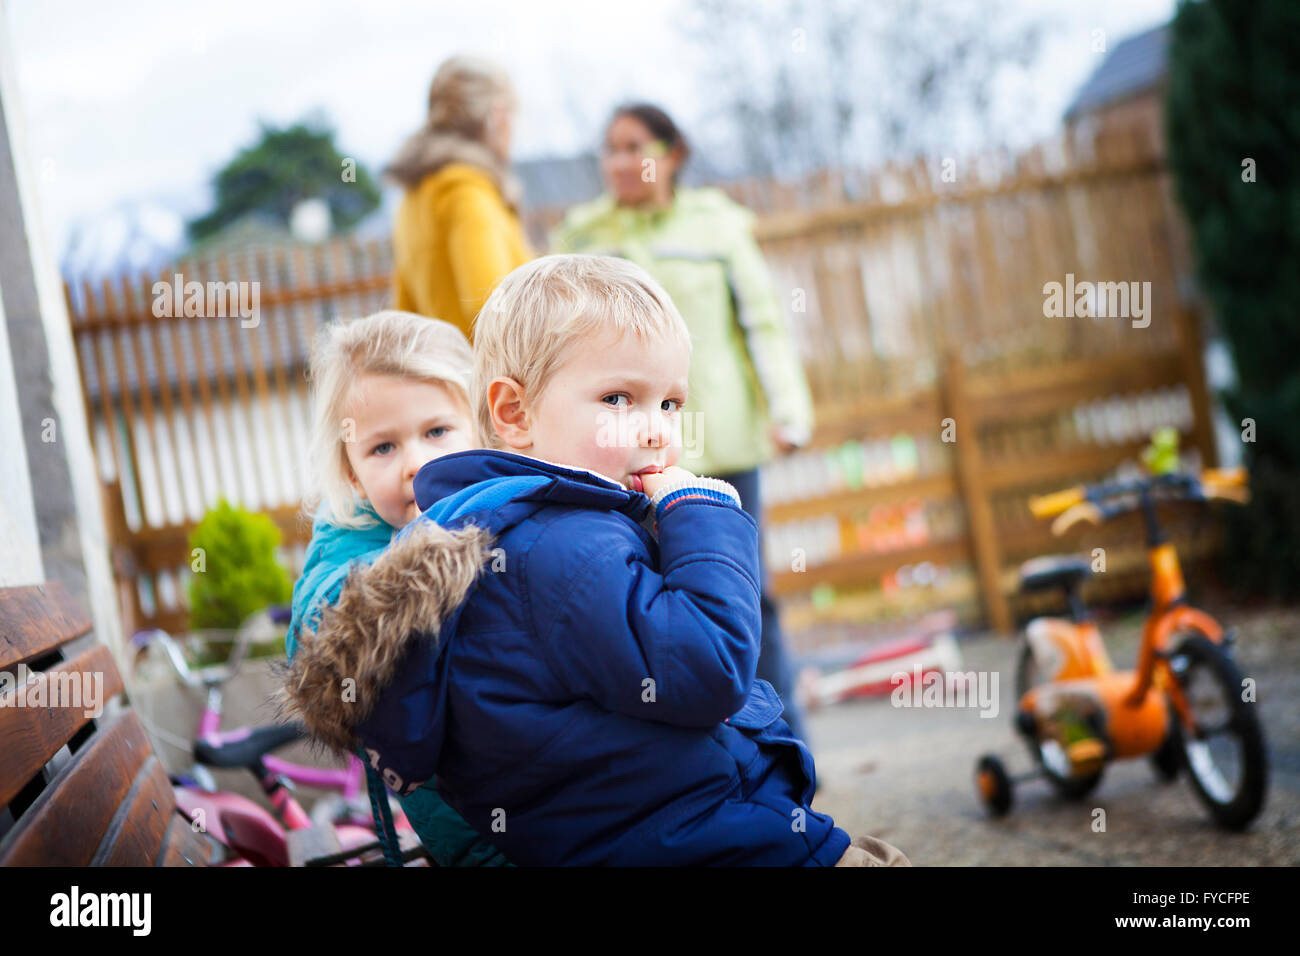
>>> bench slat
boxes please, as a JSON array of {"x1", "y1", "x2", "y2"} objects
[
  {"x1": 94, "y1": 755, "x2": 176, "y2": 866},
  {"x1": 0, "y1": 581, "x2": 92, "y2": 670},
  {"x1": 155, "y1": 811, "x2": 214, "y2": 867},
  {"x1": 0, "y1": 711, "x2": 151, "y2": 866},
  {"x1": 0, "y1": 643, "x2": 125, "y2": 807},
  {"x1": 1, "y1": 583, "x2": 205, "y2": 867}
]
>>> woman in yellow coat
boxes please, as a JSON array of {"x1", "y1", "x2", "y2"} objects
[{"x1": 386, "y1": 56, "x2": 533, "y2": 339}]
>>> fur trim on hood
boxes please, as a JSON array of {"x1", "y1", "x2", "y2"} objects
[
  {"x1": 279, "y1": 519, "x2": 495, "y2": 755},
  {"x1": 384, "y1": 128, "x2": 523, "y2": 210}
]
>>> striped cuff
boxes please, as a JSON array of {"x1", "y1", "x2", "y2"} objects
[{"x1": 649, "y1": 476, "x2": 743, "y2": 516}]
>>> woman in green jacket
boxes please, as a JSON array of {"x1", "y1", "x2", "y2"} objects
[{"x1": 550, "y1": 104, "x2": 815, "y2": 741}]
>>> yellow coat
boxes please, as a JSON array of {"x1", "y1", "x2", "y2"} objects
[{"x1": 391, "y1": 163, "x2": 533, "y2": 339}]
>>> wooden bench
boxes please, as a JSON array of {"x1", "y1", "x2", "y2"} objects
[{"x1": 0, "y1": 581, "x2": 212, "y2": 866}]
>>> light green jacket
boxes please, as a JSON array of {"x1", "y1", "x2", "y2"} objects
[{"x1": 550, "y1": 188, "x2": 814, "y2": 477}]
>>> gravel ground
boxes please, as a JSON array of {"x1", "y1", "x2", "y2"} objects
[{"x1": 805, "y1": 605, "x2": 1300, "y2": 865}]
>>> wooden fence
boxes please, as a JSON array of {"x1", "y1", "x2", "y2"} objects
[
  {"x1": 66, "y1": 241, "x2": 396, "y2": 634},
  {"x1": 65, "y1": 126, "x2": 1219, "y2": 647}
]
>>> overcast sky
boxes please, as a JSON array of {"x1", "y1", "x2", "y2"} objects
[{"x1": 5, "y1": 0, "x2": 1176, "y2": 261}]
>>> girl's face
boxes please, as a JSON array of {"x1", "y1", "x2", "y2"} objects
[
  {"x1": 601, "y1": 114, "x2": 681, "y2": 208},
  {"x1": 343, "y1": 373, "x2": 474, "y2": 528}
]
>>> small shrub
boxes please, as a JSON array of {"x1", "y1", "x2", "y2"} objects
[{"x1": 187, "y1": 499, "x2": 292, "y2": 630}]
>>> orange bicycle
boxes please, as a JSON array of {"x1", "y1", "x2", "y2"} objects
[{"x1": 975, "y1": 467, "x2": 1268, "y2": 830}]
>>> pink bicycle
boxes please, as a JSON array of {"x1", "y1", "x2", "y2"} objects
[{"x1": 132, "y1": 608, "x2": 414, "y2": 866}]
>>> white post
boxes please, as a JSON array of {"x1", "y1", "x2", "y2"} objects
[
  {"x1": 0, "y1": 284, "x2": 43, "y2": 587},
  {"x1": 0, "y1": 0, "x2": 124, "y2": 658}
]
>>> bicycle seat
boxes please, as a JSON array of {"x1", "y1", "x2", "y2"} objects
[
  {"x1": 1018, "y1": 555, "x2": 1091, "y2": 594},
  {"x1": 194, "y1": 722, "x2": 306, "y2": 768}
]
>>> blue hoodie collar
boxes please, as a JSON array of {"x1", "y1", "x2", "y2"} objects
[
  {"x1": 412, "y1": 449, "x2": 653, "y2": 533},
  {"x1": 287, "y1": 501, "x2": 393, "y2": 660}
]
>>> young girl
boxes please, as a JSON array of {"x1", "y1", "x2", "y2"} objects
[{"x1": 284, "y1": 309, "x2": 509, "y2": 866}]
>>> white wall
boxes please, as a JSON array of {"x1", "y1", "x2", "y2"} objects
[
  {"x1": 0, "y1": 284, "x2": 43, "y2": 587},
  {"x1": 0, "y1": 0, "x2": 122, "y2": 654}
]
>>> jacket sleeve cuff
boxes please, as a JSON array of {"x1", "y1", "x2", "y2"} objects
[{"x1": 649, "y1": 476, "x2": 743, "y2": 516}]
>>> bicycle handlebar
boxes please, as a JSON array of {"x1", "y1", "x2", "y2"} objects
[
  {"x1": 1050, "y1": 502, "x2": 1103, "y2": 536},
  {"x1": 1031, "y1": 468, "x2": 1249, "y2": 537},
  {"x1": 132, "y1": 627, "x2": 205, "y2": 687},
  {"x1": 1028, "y1": 485, "x2": 1086, "y2": 520},
  {"x1": 1201, "y1": 467, "x2": 1249, "y2": 503},
  {"x1": 132, "y1": 605, "x2": 289, "y2": 688}
]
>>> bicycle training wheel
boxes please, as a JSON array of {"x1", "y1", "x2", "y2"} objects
[{"x1": 1014, "y1": 639, "x2": 1104, "y2": 799}]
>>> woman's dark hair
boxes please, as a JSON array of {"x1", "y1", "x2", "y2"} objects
[{"x1": 607, "y1": 103, "x2": 690, "y2": 183}]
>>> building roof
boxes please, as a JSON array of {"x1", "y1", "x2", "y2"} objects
[
  {"x1": 516, "y1": 153, "x2": 603, "y2": 208},
  {"x1": 1064, "y1": 23, "x2": 1169, "y2": 122},
  {"x1": 515, "y1": 150, "x2": 729, "y2": 210}
]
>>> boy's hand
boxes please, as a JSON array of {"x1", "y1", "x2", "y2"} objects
[{"x1": 640, "y1": 466, "x2": 697, "y2": 498}]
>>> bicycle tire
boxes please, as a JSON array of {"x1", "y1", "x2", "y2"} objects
[{"x1": 1168, "y1": 634, "x2": 1268, "y2": 830}]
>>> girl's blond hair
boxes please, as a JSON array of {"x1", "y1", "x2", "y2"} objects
[
  {"x1": 384, "y1": 54, "x2": 520, "y2": 204},
  {"x1": 306, "y1": 310, "x2": 473, "y2": 529},
  {"x1": 472, "y1": 254, "x2": 692, "y2": 451}
]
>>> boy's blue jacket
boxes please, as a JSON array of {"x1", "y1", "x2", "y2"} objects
[{"x1": 282, "y1": 448, "x2": 851, "y2": 866}]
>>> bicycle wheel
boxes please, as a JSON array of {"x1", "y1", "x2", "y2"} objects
[
  {"x1": 1167, "y1": 634, "x2": 1268, "y2": 830},
  {"x1": 1014, "y1": 639, "x2": 1104, "y2": 800},
  {"x1": 1149, "y1": 698, "x2": 1182, "y2": 782}
]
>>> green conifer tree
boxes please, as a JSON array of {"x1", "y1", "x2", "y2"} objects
[{"x1": 1166, "y1": 0, "x2": 1300, "y2": 597}]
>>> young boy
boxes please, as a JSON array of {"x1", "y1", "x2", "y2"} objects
[{"x1": 283, "y1": 255, "x2": 908, "y2": 866}]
